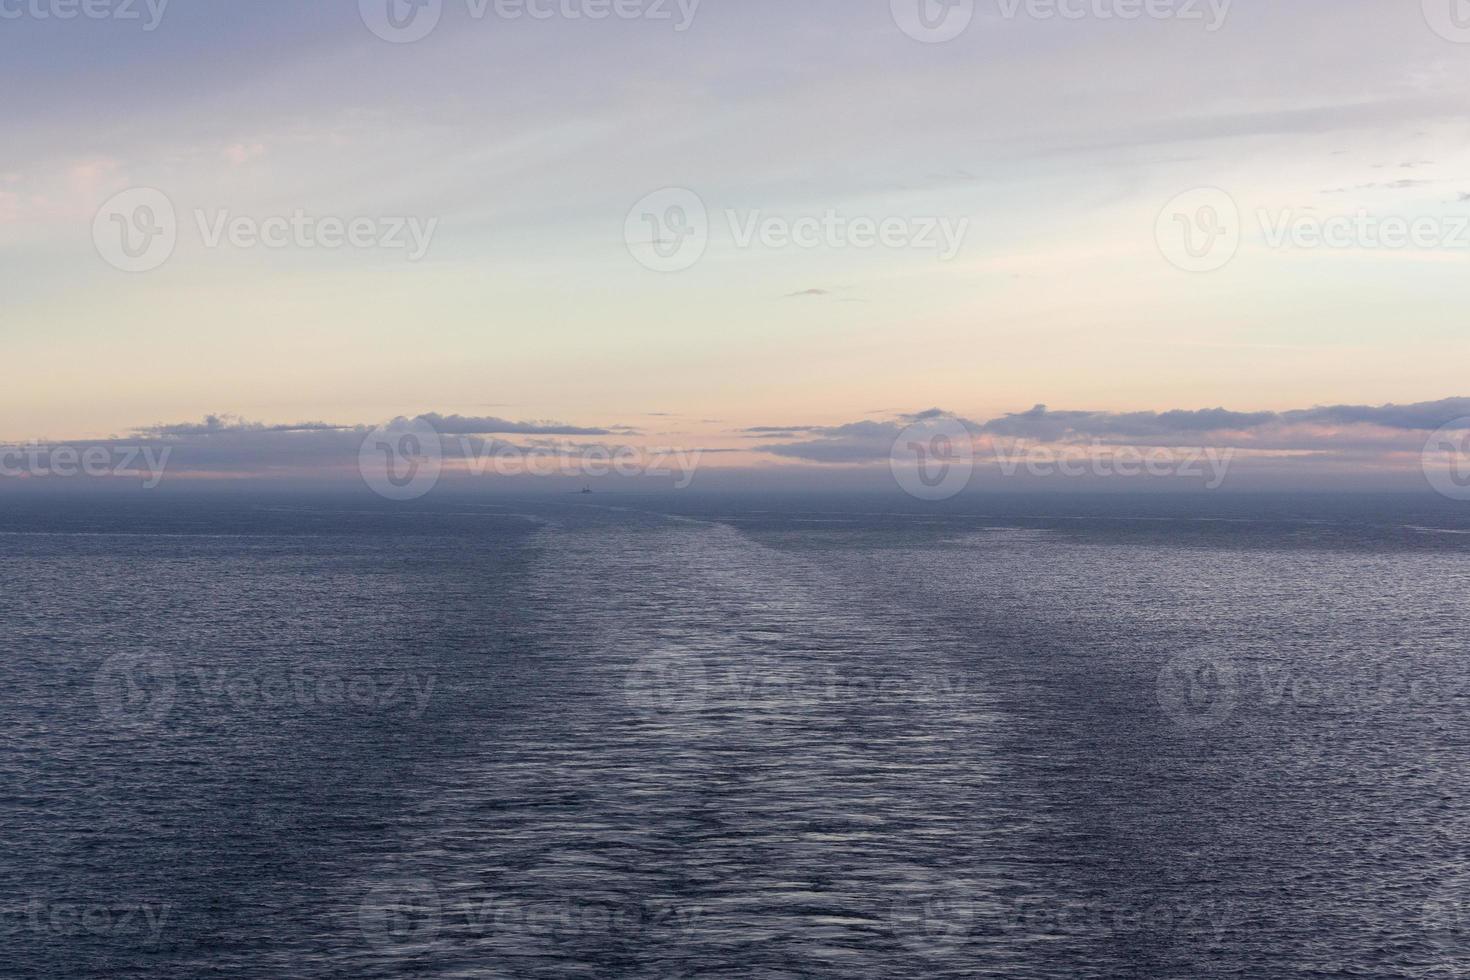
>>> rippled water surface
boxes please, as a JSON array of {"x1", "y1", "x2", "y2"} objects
[{"x1": 2, "y1": 493, "x2": 1468, "y2": 978}]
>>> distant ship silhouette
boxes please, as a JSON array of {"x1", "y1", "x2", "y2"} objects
[{"x1": 580, "y1": 485, "x2": 593, "y2": 495}]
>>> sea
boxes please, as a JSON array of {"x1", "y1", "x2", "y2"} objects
[{"x1": 2, "y1": 491, "x2": 1468, "y2": 979}]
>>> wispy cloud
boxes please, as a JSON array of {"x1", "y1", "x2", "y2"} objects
[
  {"x1": 1322, "y1": 179, "x2": 1436, "y2": 193},
  {"x1": 418, "y1": 414, "x2": 618, "y2": 436},
  {"x1": 141, "y1": 415, "x2": 348, "y2": 437}
]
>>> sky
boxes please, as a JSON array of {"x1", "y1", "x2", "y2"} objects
[{"x1": 3, "y1": 0, "x2": 1470, "y2": 491}]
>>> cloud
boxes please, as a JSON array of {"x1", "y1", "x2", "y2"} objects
[
  {"x1": 744, "y1": 409, "x2": 958, "y2": 438},
  {"x1": 984, "y1": 398, "x2": 1470, "y2": 442},
  {"x1": 784, "y1": 288, "x2": 830, "y2": 298},
  {"x1": 222, "y1": 141, "x2": 267, "y2": 165},
  {"x1": 417, "y1": 413, "x2": 616, "y2": 436},
  {"x1": 983, "y1": 404, "x2": 1280, "y2": 440},
  {"x1": 755, "y1": 413, "x2": 982, "y2": 464},
  {"x1": 1279, "y1": 398, "x2": 1470, "y2": 431},
  {"x1": 1323, "y1": 179, "x2": 1436, "y2": 193},
  {"x1": 141, "y1": 414, "x2": 347, "y2": 437},
  {"x1": 754, "y1": 398, "x2": 1470, "y2": 463},
  {"x1": 758, "y1": 420, "x2": 908, "y2": 463},
  {"x1": 0, "y1": 413, "x2": 639, "y2": 482},
  {"x1": 134, "y1": 412, "x2": 618, "y2": 441},
  {"x1": 8, "y1": 399, "x2": 1470, "y2": 489},
  {"x1": 742, "y1": 426, "x2": 816, "y2": 435}
]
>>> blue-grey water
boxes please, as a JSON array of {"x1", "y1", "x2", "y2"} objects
[{"x1": 2, "y1": 492, "x2": 1468, "y2": 978}]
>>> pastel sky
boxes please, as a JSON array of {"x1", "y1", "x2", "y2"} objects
[{"x1": 4, "y1": 0, "x2": 1470, "y2": 487}]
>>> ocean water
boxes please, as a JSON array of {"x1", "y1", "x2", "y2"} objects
[{"x1": 2, "y1": 492, "x2": 1468, "y2": 978}]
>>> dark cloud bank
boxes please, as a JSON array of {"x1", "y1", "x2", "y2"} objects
[
  {"x1": 756, "y1": 399, "x2": 1470, "y2": 462},
  {"x1": 3, "y1": 399, "x2": 1467, "y2": 492}
]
